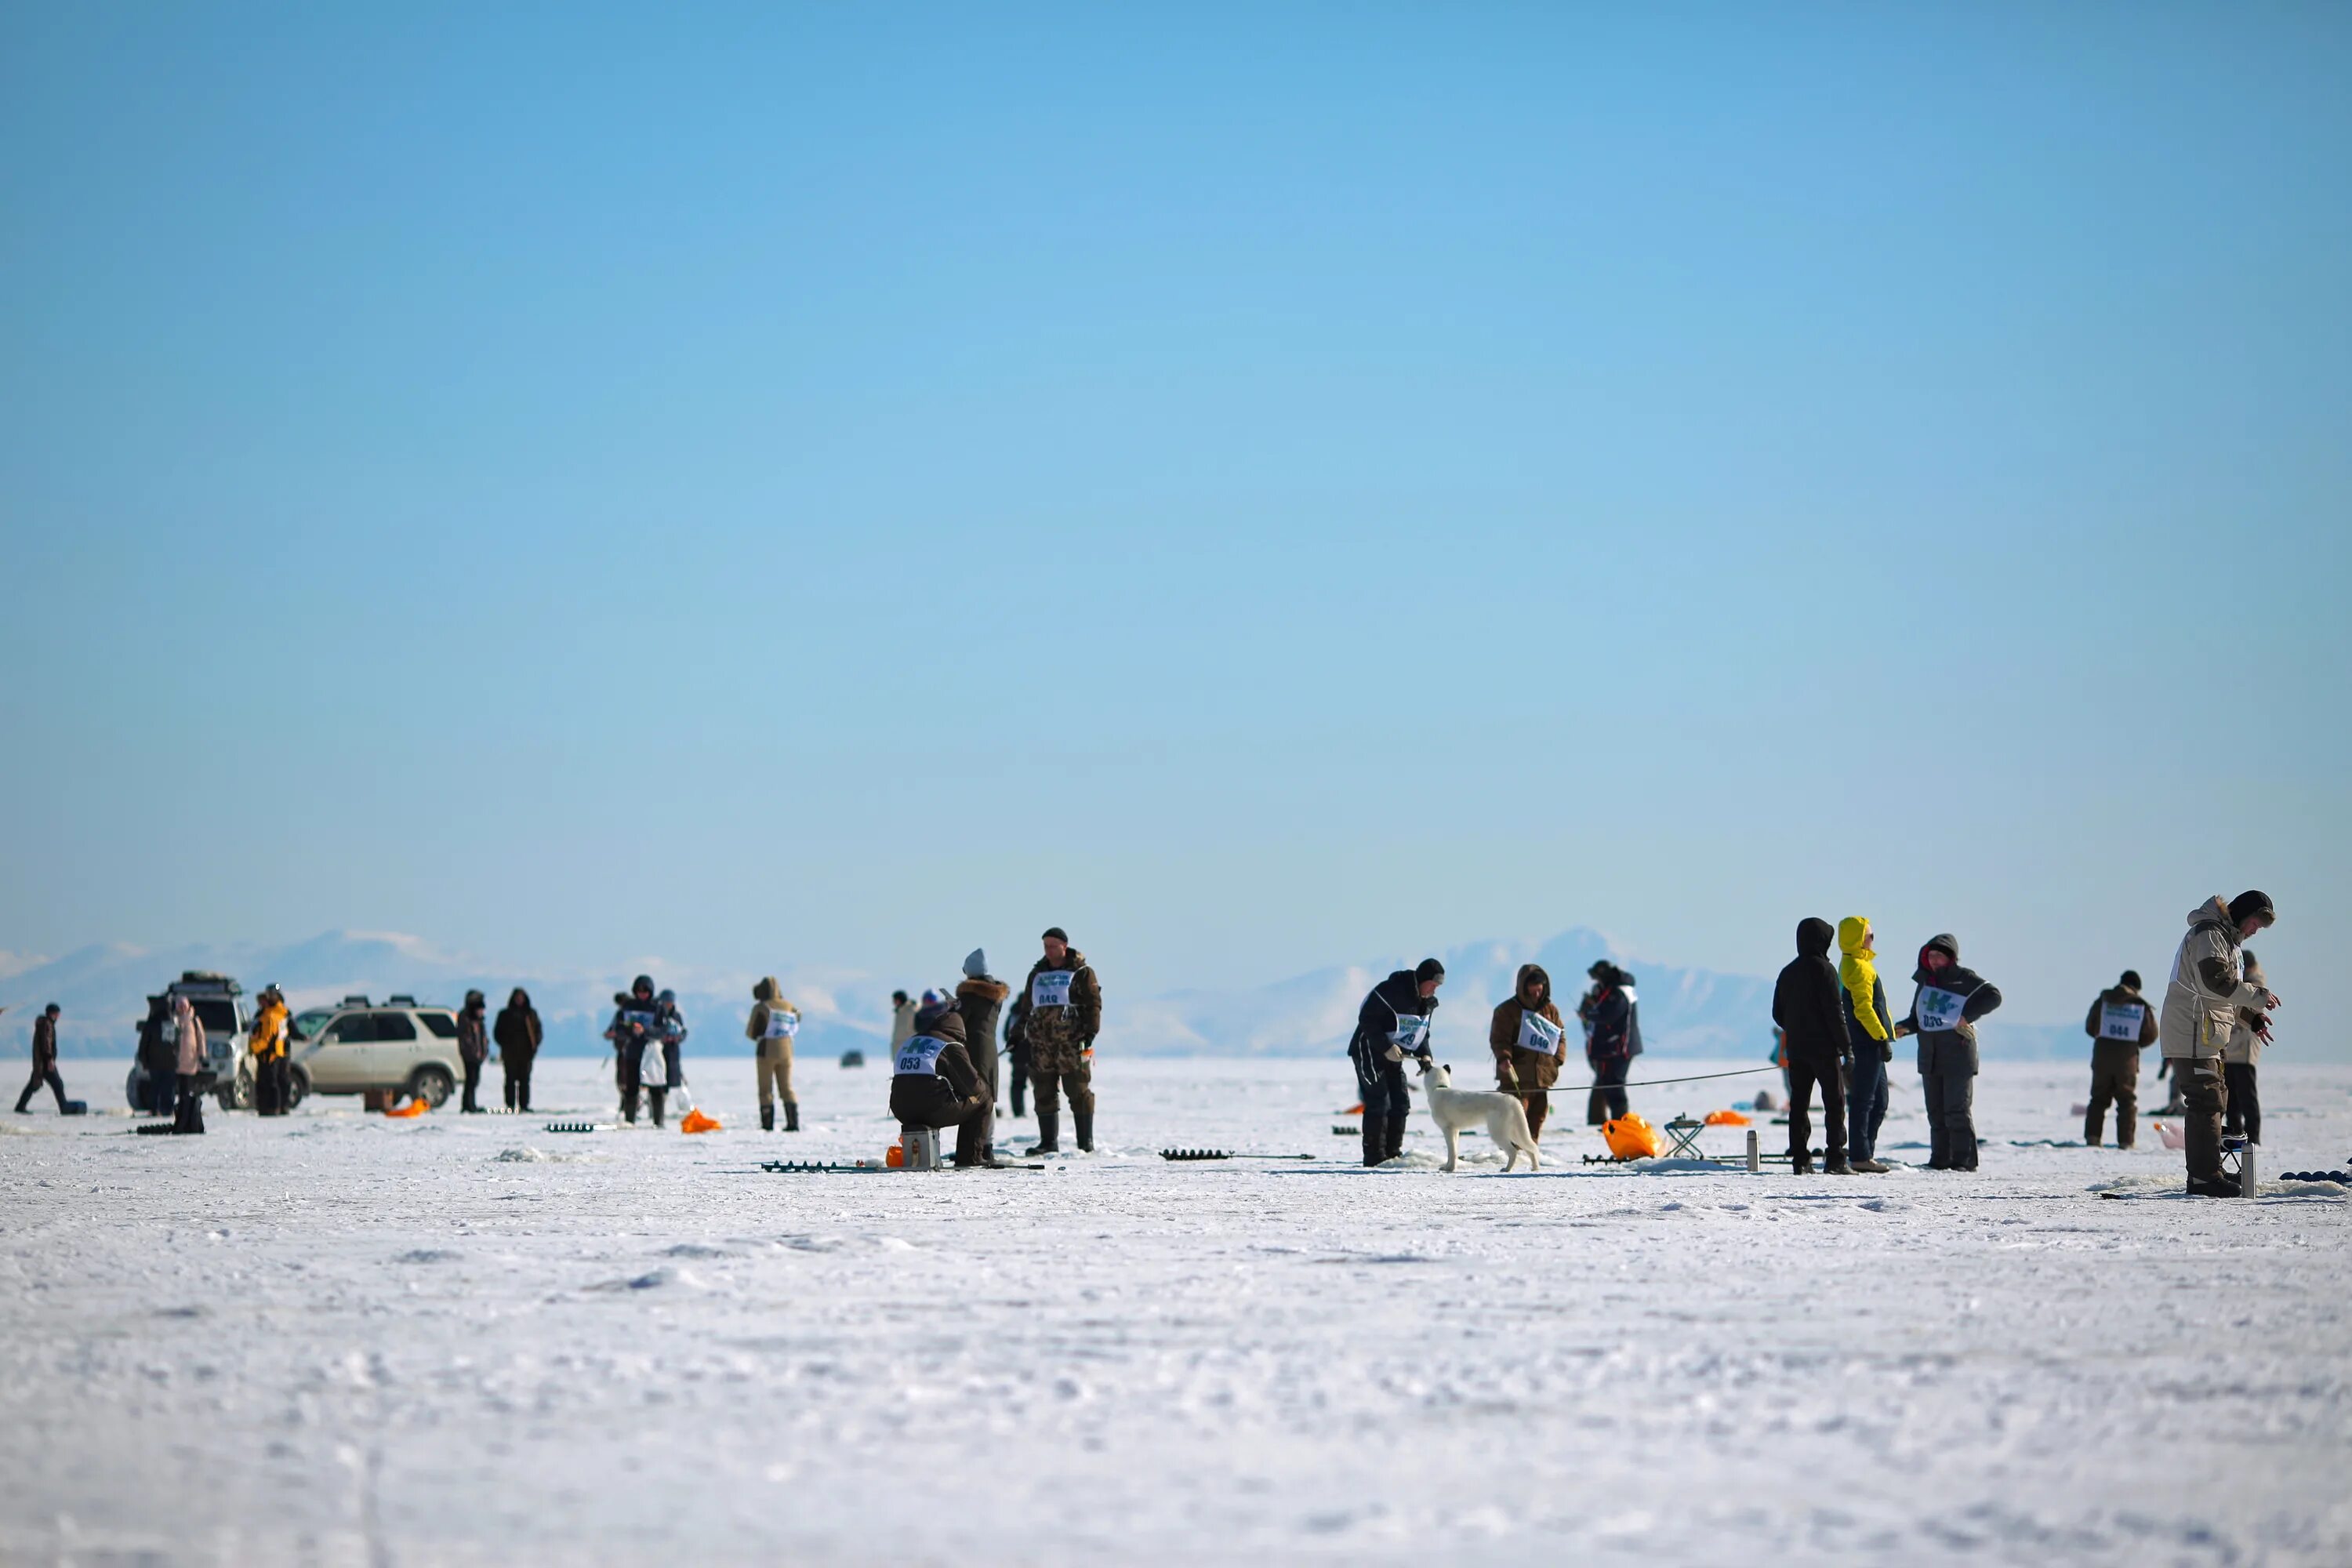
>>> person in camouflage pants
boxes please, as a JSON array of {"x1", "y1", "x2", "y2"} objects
[{"x1": 1011, "y1": 927, "x2": 1102, "y2": 1154}]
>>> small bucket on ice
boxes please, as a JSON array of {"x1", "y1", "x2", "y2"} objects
[{"x1": 899, "y1": 1127, "x2": 939, "y2": 1171}]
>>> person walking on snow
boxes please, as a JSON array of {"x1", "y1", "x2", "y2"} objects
[
  {"x1": 2082, "y1": 969, "x2": 2158, "y2": 1148},
  {"x1": 1900, "y1": 935, "x2": 2002, "y2": 1171},
  {"x1": 1010, "y1": 927, "x2": 1102, "y2": 1155},
  {"x1": 1584, "y1": 964, "x2": 1641, "y2": 1124},
  {"x1": 171, "y1": 993, "x2": 208, "y2": 1134},
  {"x1": 1348, "y1": 959, "x2": 1443, "y2": 1167},
  {"x1": 2160, "y1": 891, "x2": 2278, "y2": 1196},
  {"x1": 494, "y1": 989, "x2": 542, "y2": 1113},
  {"x1": 1773, "y1": 919, "x2": 1851, "y2": 1174},
  {"x1": 746, "y1": 977, "x2": 800, "y2": 1131},
  {"x1": 14, "y1": 1004, "x2": 68, "y2": 1114},
  {"x1": 2223, "y1": 946, "x2": 2271, "y2": 1149},
  {"x1": 1488, "y1": 964, "x2": 1566, "y2": 1142},
  {"x1": 954, "y1": 949, "x2": 1011, "y2": 1167},
  {"x1": 456, "y1": 990, "x2": 490, "y2": 1112},
  {"x1": 1836, "y1": 918, "x2": 1896, "y2": 1172}
]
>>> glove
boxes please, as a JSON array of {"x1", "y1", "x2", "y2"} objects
[
  {"x1": 1879, "y1": 1041, "x2": 1893, "y2": 1063},
  {"x1": 1414, "y1": 1049, "x2": 1434, "y2": 1070}
]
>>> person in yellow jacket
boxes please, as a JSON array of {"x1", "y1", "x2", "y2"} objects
[
  {"x1": 248, "y1": 985, "x2": 292, "y2": 1116},
  {"x1": 1835, "y1": 919, "x2": 1894, "y2": 1174}
]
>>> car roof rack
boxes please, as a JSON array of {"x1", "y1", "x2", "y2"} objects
[
  {"x1": 340, "y1": 994, "x2": 372, "y2": 1007},
  {"x1": 386, "y1": 994, "x2": 419, "y2": 1007},
  {"x1": 176, "y1": 971, "x2": 243, "y2": 993}
]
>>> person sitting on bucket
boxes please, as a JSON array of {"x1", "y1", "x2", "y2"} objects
[{"x1": 889, "y1": 989, "x2": 989, "y2": 1160}]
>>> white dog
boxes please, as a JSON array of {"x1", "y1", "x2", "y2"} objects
[{"x1": 1417, "y1": 1061, "x2": 1541, "y2": 1173}]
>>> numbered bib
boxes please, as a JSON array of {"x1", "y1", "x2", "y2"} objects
[
  {"x1": 622, "y1": 1008, "x2": 659, "y2": 1034},
  {"x1": 1516, "y1": 1011, "x2": 1564, "y2": 1054},
  {"x1": 2099, "y1": 1000, "x2": 2146, "y2": 1042},
  {"x1": 1031, "y1": 970, "x2": 1076, "y2": 1010},
  {"x1": 1388, "y1": 1014, "x2": 1429, "y2": 1052},
  {"x1": 763, "y1": 1007, "x2": 799, "y2": 1040},
  {"x1": 895, "y1": 1036, "x2": 949, "y2": 1076},
  {"x1": 1916, "y1": 987, "x2": 1969, "y2": 1033}
]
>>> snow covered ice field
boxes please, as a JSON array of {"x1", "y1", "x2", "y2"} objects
[{"x1": 4, "y1": 1056, "x2": 2347, "y2": 1567}]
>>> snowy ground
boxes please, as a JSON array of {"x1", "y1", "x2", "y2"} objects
[{"x1": 3, "y1": 1054, "x2": 2347, "y2": 1567}]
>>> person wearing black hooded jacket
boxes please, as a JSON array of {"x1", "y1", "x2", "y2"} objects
[
  {"x1": 1900, "y1": 935, "x2": 2002, "y2": 1171},
  {"x1": 1347, "y1": 960, "x2": 1442, "y2": 1167},
  {"x1": 1771, "y1": 918, "x2": 1851, "y2": 1174}
]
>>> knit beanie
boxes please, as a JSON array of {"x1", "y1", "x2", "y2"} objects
[
  {"x1": 963, "y1": 949, "x2": 987, "y2": 979},
  {"x1": 1414, "y1": 957, "x2": 1445, "y2": 984},
  {"x1": 1042, "y1": 927, "x2": 1069, "y2": 943},
  {"x1": 2227, "y1": 890, "x2": 2275, "y2": 927},
  {"x1": 2119, "y1": 970, "x2": 2143, "y2": 991}
]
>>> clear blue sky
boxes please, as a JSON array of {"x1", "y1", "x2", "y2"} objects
[{"x1": 3, "y1": 4, "x2": 2347, "y2": 1036}]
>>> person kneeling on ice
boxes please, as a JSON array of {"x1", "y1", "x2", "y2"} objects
[
  {"x1": 890, "y1": 989, "x2": 989, "y2": 1158},
  {"x1": 1348, "y1": 959, "x2": 1442, "y2": 1167},
  {"x1": 1488, "y1": 964, "x2": 1566, "y2": 1142},
  {"x1": 1901, "y1": 935, "x2": 2002, "y2": 1171},
  {"x1": 746, "y1": 977, "x2": 801, "y2": 1132},
  {"x1": 2082, "y1": 968, "x2": 2158, "y2": 1149},
  {"x1": 2160, "y1": 891, "x2": 2279, "y2": 1197}
]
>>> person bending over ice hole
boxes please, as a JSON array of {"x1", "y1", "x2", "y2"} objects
[
  {"x1": 1583, "y1": 964, "x2": 1640, "y2": 1124},
  {"x1": 1836, "y1": 918, "x2": 1895, "y2": 1173},
  {"x1": 891, "y1": 989, "x2": 989, "y2": 1156},
  {"x1": 1489, "y1": 964, "x2": 1566, "y2": 1142},
  {"x1": 2082, "y1": 969, "x2": 2158, "y2": 1149},
  {"x1": 1013, "y1": 927, "x2": 1102, "y2": 1155},
  {"x1": 2161, "y1": 891, "x2": 2279, "y2": 1196},
  {"x1": 746, "y1": 977, "x2": 800, "y2": 1132},
  {"x1": 1773, "y1": 919, "x2": 1851, "y2": 1174},
  {"x1": 606, "y1": 976, "x2": 667, "y2": 1127},
  {"x1": 1348, "y1": 958, "x2": 1443, "y2": 1167},
  {"x1": 954, "y1": 949, "x2": 1011, "y2": 1167},
  {"x1": 1901, "y1": 935, "x2": 2002, "y2": 1171}
]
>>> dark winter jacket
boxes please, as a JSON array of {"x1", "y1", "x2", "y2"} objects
[
  {"x1": 457, "y1": 1004, "x2": 489, "y2": 1065},
  {"x1": 31, "y1": 1013, "x2": 58, "y2": 1074},
  {"x1": 956, "y1": 977, "x2": 1010, "y2": 1065},
  {"x1": 1585, "y1": 973, "x2": 1642, "y2": 1066},
  {"x1": 1904, "y1": 935, "x2": 2003, "y2": 1077},
  {"x1": 888, "y1": 1002, "x2": 989, "y2": 1131},
  {"x1": 494, "y1": 993, "x2": 543, "y2": 1063},
  {"x1": 137, "y1": 1001, "x2": 174, "y2": 1076},
  {"x1": 1488, "y1": 964, "x2": 1566, "y2": 1091},
  {"x1": 2083, "y1": 982, "x2": 2157, "y2": 1072},
  {"x1": 607, "y1": 985, "x2": 660, "y2": 1058},
  {"x1": 1348, "y1": 970, "x2": 1437, "y2": 1076},
  {"x1": 1773, "y1": 919, "x2": 1849, "y2": 1069},
  {"x1": 1012, "y1": 949, "x2": 1102, "y2": 1074}
]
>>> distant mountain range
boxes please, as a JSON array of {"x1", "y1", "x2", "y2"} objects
[{"x1": 1, "y1": 927, "x2": 2085, "y2": 1064}]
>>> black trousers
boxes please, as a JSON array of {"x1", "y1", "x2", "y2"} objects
[
  {"x1": 1922, "y1": 1069, "x2": 1977, "y2": 1169},
  {"x1": 1787, "y1": 1055, "x2": 1847, "y2": 1167},
  {"x1": 1008, "y1": 1050, "x2": 1029, "y2": 1118},
  {"x1": 15, "y1": 1066, "x2": 66, "y2": 1113},
  {"x1": 462, "y1": 1058, "x2": 483, "y2": 1112},
  {"x1": 254, "y1": 1056, "x2": 292, "y2": 1115},
  {"x1": 174, "y1": 1073, "x2": 207, "y2": 1134},
  {"x1": 2223, "y1": 1062, "x2": 2260, "y2": 1145},
  {"x1": 1587, "y1": 1057, "x2": 1629, "y2": 1124},
  {"x1": 503, "y1": 1059, "x2": 533, "y2": 1112}
]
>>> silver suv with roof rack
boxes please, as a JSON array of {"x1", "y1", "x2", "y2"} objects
[{"x1": 289, "y1": 994, "x2": 468, "y2": 1108}]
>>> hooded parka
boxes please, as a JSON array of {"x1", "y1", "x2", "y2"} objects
[
  {"x1": 1904, "y1": 935, "x2": 2002, "y2": 1171},
  {"x1": 888, "y1": 1000, "x2": 989, "y2": 1132},
  {"x1": 1490, "y1": 964, "x2": 1566, "y2": 1141},
  {"x1": 747, "y1": 977, "x2": 800, "y2": 1127},
  {"x1": 2082, "y1": 976, "x2": 2157, "y2": 1148}
]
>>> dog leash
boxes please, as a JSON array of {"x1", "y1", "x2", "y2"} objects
[{"x1": 1553, "y1": 1065, "x2": 1771, "y2": 1092}]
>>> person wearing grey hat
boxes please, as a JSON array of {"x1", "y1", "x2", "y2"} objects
[{"x1": 954, "y1": 950, "x2": 1011, "y2": 1166}]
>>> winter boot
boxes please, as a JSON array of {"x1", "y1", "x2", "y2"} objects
[
  {"x1": 1073, "y1": 1102, "x2": 1094, "y2": 1154},
  {"x1": 1824, "y1": 1157, "x2": 1856, "y2": 1175},
  {"x1": 1029, "y1": 1103, "x2": 1062, "y2": 1156},
  {"x1": 784, "y1": 1101, "x2": 800, "y2": 1132},
  {"x1": 649, "y1": 1090, "x2": 666, "y2": 1130},
  {"x1": 760, "y1": 1103, "x2": 775, "y2": 1132},
  {"x1": 1382, "y1": 1113, "x2": 1406, "y2": 1164},
  {"x1": 1361, "y1": 1113, "x2": 1387, "y2": 1167}
]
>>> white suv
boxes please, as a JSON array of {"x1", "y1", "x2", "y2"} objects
[{"x1": 290, "y1": 995, "x2": 468, "y2": 1108}]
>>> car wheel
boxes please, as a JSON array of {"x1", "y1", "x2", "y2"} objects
[
  {"x1": 408, "y1": 1065, "x2": 454, "y2": 1109},
  {"x1": 283, "y1": 1068, "x2": 309, "y2": 1112},
  {"x1": 125, "y1": 1065, "x2": 145, "y2": 1112}
]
